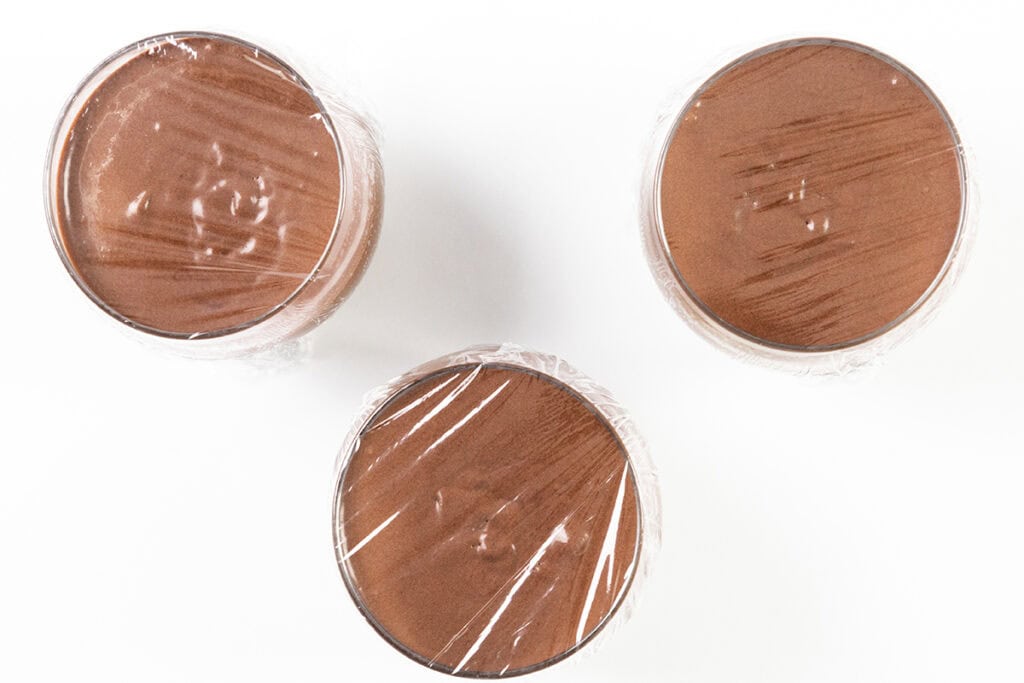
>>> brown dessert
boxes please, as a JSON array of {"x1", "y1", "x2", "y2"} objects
[
  {"x1": 656, "y1": 39, "x2": 964, "y2": 349},
  {"x1": 49, "y1": 33, "x2": 381, "y2": 343},
  {"x1": 335, "y1": 363, "x2": 641, "y2": 676}
]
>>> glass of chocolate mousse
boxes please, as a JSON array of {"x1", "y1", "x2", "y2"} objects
[
  {"x1": 333, "y1": 344, "x2": 661, "y2": 677},
  {"x1": 46, "y1": 32, "x2": 383, "y2": 357},
  {"x1": 642, "y1": 38, "x2": 971, "y2": 372}
]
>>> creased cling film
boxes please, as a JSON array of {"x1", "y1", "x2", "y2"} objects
[{"x1": 333, "y1": 344, "x2": 660, "y2": 677}]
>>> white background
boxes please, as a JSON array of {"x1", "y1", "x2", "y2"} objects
[{"x1": 2, "y1": 1, "x2": 1022, "y2": 681}]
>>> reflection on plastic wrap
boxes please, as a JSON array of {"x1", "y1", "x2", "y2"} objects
[
  {"x1": 45, "y1": 32, "x2": 383, "y2": 357},
  {"x1": 333, "y1": 345, "x2": 660, "y2": 677},
  {"x1": 642, "y1": 38, "x2": 972, "y2": 372}
]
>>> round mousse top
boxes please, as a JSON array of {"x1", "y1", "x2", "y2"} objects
[
  {"x1": 658, "y1": 40, "x2": 964, "y2": 350},
  {"x1": 53, "y1": 33, "x2": 341, "y2": 336},
  {"x1": 336, "y1": 363, "x2": 641, "y2": 676}
]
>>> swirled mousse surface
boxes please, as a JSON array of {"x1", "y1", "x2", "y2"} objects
[
  {"x1": 337, "y1": 364, "x2": 640, "y2": 676},
  {"x1": 659, "y1": 41, "x2": 963, "y2": 349},
  {"x1": 55, "y1": 35, "x2": 341, "y2": 335}
]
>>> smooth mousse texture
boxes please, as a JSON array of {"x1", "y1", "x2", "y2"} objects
[
  {"x1": 56, "y1": 35, "x2": 341, "y2": 335},
  {"x1": 337, "y1": 364, "x2": 640, "y2": 676},
  {"x1": 659, "y1": 41, "x2": 963, "y2": 348}
]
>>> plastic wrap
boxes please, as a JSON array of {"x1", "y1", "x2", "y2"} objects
[
  {"x1": 45, "y1": 31, "x2": 383, "y2": 358},
  {"x1": 332, "y1": 344, "x2": 660, "y2": 677},
  {"x1": 641, "y1": 38, "x2": 974, "y2": 373}
]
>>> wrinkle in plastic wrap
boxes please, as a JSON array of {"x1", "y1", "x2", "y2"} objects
[{"x1": 333, "y1": 345, "x2": 660, "y2": 677}]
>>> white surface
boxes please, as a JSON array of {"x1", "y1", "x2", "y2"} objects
[{"x1": 2, "y1": 2, "x2": 1022, "y2": 681}]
